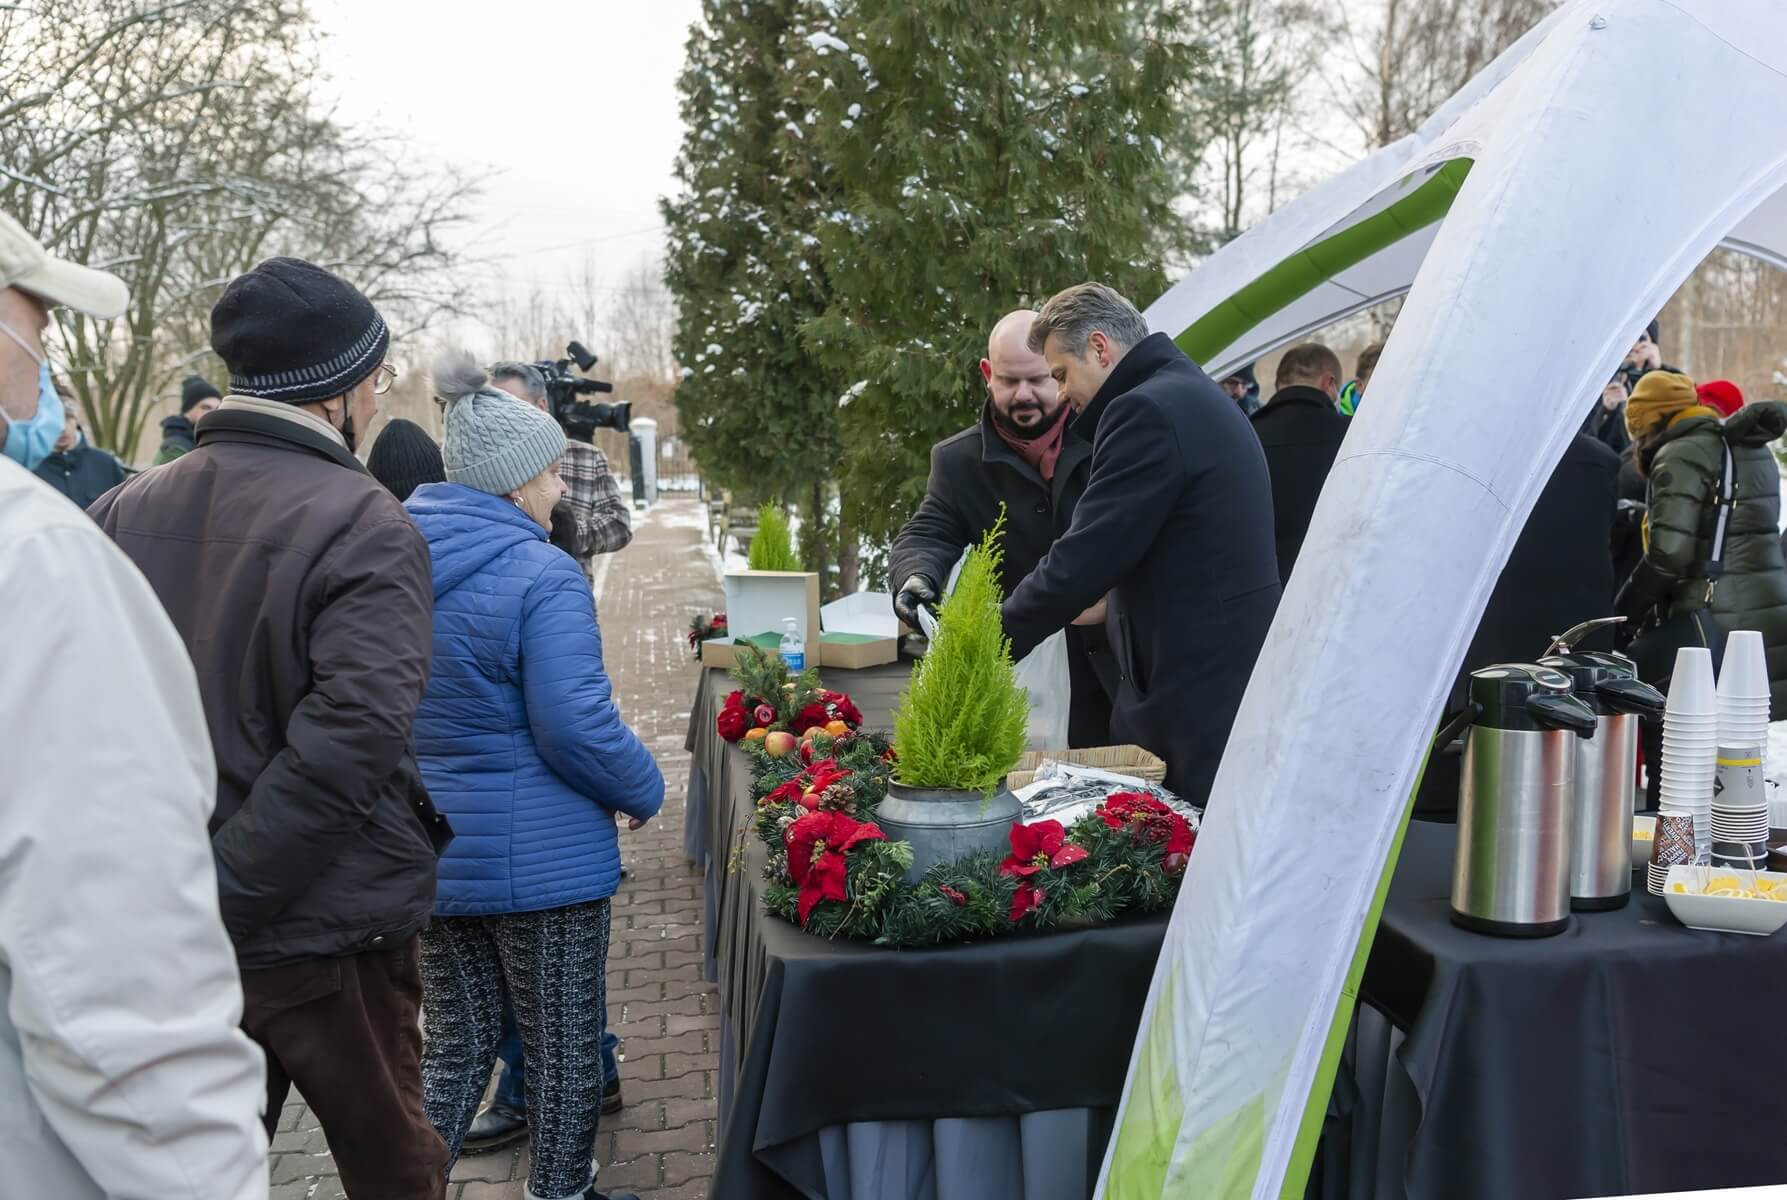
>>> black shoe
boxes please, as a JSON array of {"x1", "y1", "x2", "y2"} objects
[
  {"x1": 462, "y1": 1102, "x2": 528, "y2": 1154},
  {"x1": 583, "y1": 1190, "x2": 639, "y2": 1200},
  {"x1": 601, "y1": 1076, "x2": 623, "y2": 1116}
]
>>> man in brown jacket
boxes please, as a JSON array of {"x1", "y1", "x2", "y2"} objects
[{"x1": 90, "y1": 257, "x2": 449, "y2": 1199}]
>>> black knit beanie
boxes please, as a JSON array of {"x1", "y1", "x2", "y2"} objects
[
  {"x1": 366, "y1": 418, "x2": 446, "y2": 502},
  {"x1": 180, "y1": 374, "x2": 222, "y2": 413},
  {"x1": 210, "y1": 257, "x2": 389, "y2": 405}
]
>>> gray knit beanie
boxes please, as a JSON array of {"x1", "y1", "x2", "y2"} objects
[{"x1": 434, "y1": 349, "x2": 566, "y2": 496}]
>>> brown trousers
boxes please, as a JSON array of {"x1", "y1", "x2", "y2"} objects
[{"x1": 241, "y1": 938, "x2": 448, "y2": 1200}]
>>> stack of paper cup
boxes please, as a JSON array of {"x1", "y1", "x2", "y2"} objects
[
  {"x1": 1717, "y1": 631, "x2": 1771, "y2": 752},
  {"x1": 1713, "y1": 631, "x2": 1771, "y2": 868},
  {"x1": 1659, "y1": 646, "x2": 1718, "y2": 862}
]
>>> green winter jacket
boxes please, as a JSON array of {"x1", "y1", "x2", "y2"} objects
[{"x1": 1621, "y1": 401, "x2": 1787, "y2": 712}]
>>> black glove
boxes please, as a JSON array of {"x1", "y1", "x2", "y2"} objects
[{"x1": 893, "y1": 574, "x2": 938, "y2": 629}]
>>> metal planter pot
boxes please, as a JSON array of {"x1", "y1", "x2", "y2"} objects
[{"x1": 873, "y1": 780, "x2": 1021, "y2": 883}]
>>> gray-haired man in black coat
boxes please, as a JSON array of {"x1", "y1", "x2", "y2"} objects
[{"x1": 1002, "y1": 283, "x2": 1280, "y2": 805}]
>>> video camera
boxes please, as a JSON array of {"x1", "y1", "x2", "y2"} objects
[{"x1": 534, "y1": 341, "x2": 631, "y2": 441}]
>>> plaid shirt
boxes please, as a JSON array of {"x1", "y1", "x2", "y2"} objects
[{"x1": 560, "y1": 441, "x2": 632, "y2": 560}]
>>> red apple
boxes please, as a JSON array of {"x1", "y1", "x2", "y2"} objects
[{"x1": 764, "y1": 730, "x2": 798, "y2": 758}]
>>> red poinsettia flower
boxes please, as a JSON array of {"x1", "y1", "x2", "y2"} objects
[
  {"x1": 1010, "y1": 881, "x2": 1047, "y2": 922},
  {"x1": 763, "y1": 777, "x2": 806, "y2": 807},
  {"x1": 999, "y1": 820, "x2": 1090, "y2": 878},
  {"x1": 784, "y1": 810, "x2": 886, "y2": 924},
  {"x1": 822, "y1": 690, "x2": 863, "y2": 727},
  {"x1": 716, "y1": 706, "x2": 748, "y2": 742},
  {"x1": 1099, "y1": 792, "x2": 1197, "y2": 873},
  {"x1": 939, "y1": 884, "x2": 967, "y2": 906},
  {"x1": 713, "y1": 612, "x2": 727, "y2": 629}
]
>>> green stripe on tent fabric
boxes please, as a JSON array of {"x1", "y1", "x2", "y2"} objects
[
  {"x1": 1174, "y1": 158, "x2": 1473, "y2": 363},
  {"x1": 1276, "y1": 749, "x2": 1435, "y2": 1200},
  {"x1": 1106, "y1": 963, "x2": 1185, "y2": 1199}
]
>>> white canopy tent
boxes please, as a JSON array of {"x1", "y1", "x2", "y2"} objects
[{"x1": 1098, "y1": 3, "x2": 1787, "y2": 1198}]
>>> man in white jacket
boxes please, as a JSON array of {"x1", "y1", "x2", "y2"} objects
[{"x1": 0, "y1": 209, "x2": 269, "y2": 1198}]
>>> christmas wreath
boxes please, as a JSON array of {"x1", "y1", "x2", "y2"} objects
[{"x1": 738, "y1": 730, "x2": 1195, "y2": 947}]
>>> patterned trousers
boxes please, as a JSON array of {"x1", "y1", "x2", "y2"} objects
[{"x1": 420, "y1": 898, "x2": 612, "y2": 1200}]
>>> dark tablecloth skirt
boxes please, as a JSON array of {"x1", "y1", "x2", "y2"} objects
[
  {"x1": 1319, "y1": 819, "x2": 1787, "y2": 1200},
  {"x1": 688, "y1": 663, "x2": 1167, "y2": 1199}
]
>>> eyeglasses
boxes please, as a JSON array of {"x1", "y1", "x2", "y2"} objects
[{"x1": 373, "y1": 362, "x2": 397, "y2": 395}]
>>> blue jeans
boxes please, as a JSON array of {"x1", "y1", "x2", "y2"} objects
[{"x1": 492, "y1": 989, "x2": 619, "y2": 1112}]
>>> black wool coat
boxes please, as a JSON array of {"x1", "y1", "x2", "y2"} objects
[
  {"x1": 1249, "y1": 385, "x2": 1350, "y2": 583},
  {"x1": 1001, "y1": 333, "x2": 1281, "y2": 804},
  {"x1": 889, "y1": 403, "x2": 1112, "y2": 746}
]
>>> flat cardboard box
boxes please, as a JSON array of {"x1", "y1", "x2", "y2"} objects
[
  {"x1": 818, "y1": 630, "x2": 899, "y2": 670},
  {"x1": 816, "y1": 591, "x2": 900, "y2": 668},
  {"x1": 699, "y1": 631, "x2": 784, "y2": 672},
  {"x1": 720, "y1": 570, "x2": 821, "y2": 661}
]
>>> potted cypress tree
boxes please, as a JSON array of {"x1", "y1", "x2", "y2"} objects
[{"x1": 877, "y1": 517, "x2": 1030, "y2": 880}]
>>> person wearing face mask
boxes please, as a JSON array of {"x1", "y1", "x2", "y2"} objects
[
  {"x1": 90, "y1": 256, "x2": 451, "y2": 1199},
  {"x1": 890, "y1": 308, "x2": 1113, "y2": 746},
  {"x1": 404, "y1": 351, "x2": 661, "y2": 1200},
  {"x1": 33, "y1": 380, "x2": 126, "y2": 510},
  {"x1": 0, "y1": 210, "x2": 269, "y2": 1197}
]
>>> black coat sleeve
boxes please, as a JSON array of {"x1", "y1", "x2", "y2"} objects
[
  {"x1": 1001, "y1": 396, "x2": 1180, "y2": 661},
  {"x1": 210, "y1": 514, "x2": 434, "y2": 940},
  {"x1": 889, "y1": 441, "x2": 977, "y2": 594}
]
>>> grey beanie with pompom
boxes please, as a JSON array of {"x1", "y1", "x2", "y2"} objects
[{"x1": 434, "y1": 349, "x2": 566, "y2": 497}]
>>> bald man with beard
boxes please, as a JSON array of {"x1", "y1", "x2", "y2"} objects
[{"x1": 891, "y1": 309, "x2": 1113, "y2": 746}]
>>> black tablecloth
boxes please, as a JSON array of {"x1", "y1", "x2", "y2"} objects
[
  {"x1": 1346, "y1": 819, "x2": 1787, "y2": 1200},
  {"x1": 685, "y1": 663, "x2": 1169, "y2": 1199}
]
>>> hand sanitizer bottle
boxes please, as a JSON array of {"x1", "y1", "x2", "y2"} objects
[{"x1": 778, "y1": 617, "x2": 805, "y2": 672}]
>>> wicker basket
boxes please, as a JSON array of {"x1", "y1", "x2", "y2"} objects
[{"x1": 1005, "y1": 744, "x2": 1167, "y2": 790}]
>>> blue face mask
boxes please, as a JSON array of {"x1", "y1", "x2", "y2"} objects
[
  {"x1": 0, "y1": 319, "x2": 63, "y2": 471},
  {"x1": 3, "y1": 357, "x2": 64, "y2": 471}
]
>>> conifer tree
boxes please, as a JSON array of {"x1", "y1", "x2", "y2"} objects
[
  {"x1": 786, "y1": 0, "x2": 1206, "y2": 553},
  {"x1": 661, "y1": 0, "x2": 844, "y2": 581}
]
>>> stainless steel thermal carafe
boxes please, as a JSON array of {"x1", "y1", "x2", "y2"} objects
[
  {"x1": 1449, "y1": 663, "x2": 1598, "y2": 937},
  {"x1": 1539, "y1": 652, "x2": 1665, "y2": 911}
]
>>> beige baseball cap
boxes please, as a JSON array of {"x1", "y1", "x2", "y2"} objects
[{"x1": 0, "y1": 207, "x2": 128, "y2": 319}]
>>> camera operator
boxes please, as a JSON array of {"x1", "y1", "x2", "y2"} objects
[{"x1": 489, "y1": 362, "x2": 632, "y2": 579}]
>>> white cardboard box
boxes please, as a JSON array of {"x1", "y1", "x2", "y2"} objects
[{"x1": 722, "y1": 570, "x2": 821, "y2": 652}]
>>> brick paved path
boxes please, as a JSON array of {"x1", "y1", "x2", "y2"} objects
[{"x1": 272, "y1": 497, "x2": 722, "y2": 1200}]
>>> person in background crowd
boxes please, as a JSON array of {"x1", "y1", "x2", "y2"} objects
[
  {"x1": 1216, "y1": 362, "x2": 1261, "y2": 415},
  {"x1": 154, "y1": 373, "x2": 223, "y2": 463},
  {"x1": 1698, "y1": 378, "x2": 1745, "y2": 419},
  {"x1": 1418, "y1": 430, "x2": 1621, "y2": 817},
  {"x1": 0, "y1": 208, "x2": 268, "y2": 1199},
  {"x1": 890, "y1": 308, "x2": 1113, "y2": 748},
  {"x1": 368, "y1": 417, "x2": 447, "y2": 502},
  {"x1": 1336, "y1": 341, "x2": 1382, "y2": 416},
  {"x1": 1622, "y1": 318, "x2": 1675, "y2": 385},
  {"x1": 1616, "y1": 370, "x2": 1787, "y2": 805},
  {"x1": 91, "y1": 256, "x2": 450, "y2": 1199},
  {"x1": 35, "y1": 379, "x2": 126, "y2": 509},
  {"x1": 1002, "y1": 282, "x2": 1279, "y2": 804},
  {"x1": 1581, "y1": 371, "x2": 1633, "y2": 456},
  {"x1": 490, "y1": 361, "x2": 632, "y2": 580},
  {"x1": 407, "y1": 352, "x2": 660, "y2": 1200},
  {"x1": 1250, "y1": 343, "x2": 1351, "y2": 583}
]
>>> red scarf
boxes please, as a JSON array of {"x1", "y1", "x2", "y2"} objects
[{"x1": 992, "y1": 405, "x2": 1069, "y2": 482}]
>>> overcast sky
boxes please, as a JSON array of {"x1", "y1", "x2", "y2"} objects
[{"x1": 307, "y1": 0, "x2": 703, "y2": 348}]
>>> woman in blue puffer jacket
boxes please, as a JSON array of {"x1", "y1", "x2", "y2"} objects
[{"x1": 407, "y1": 351, "x2": 661, "y2": 1200}]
